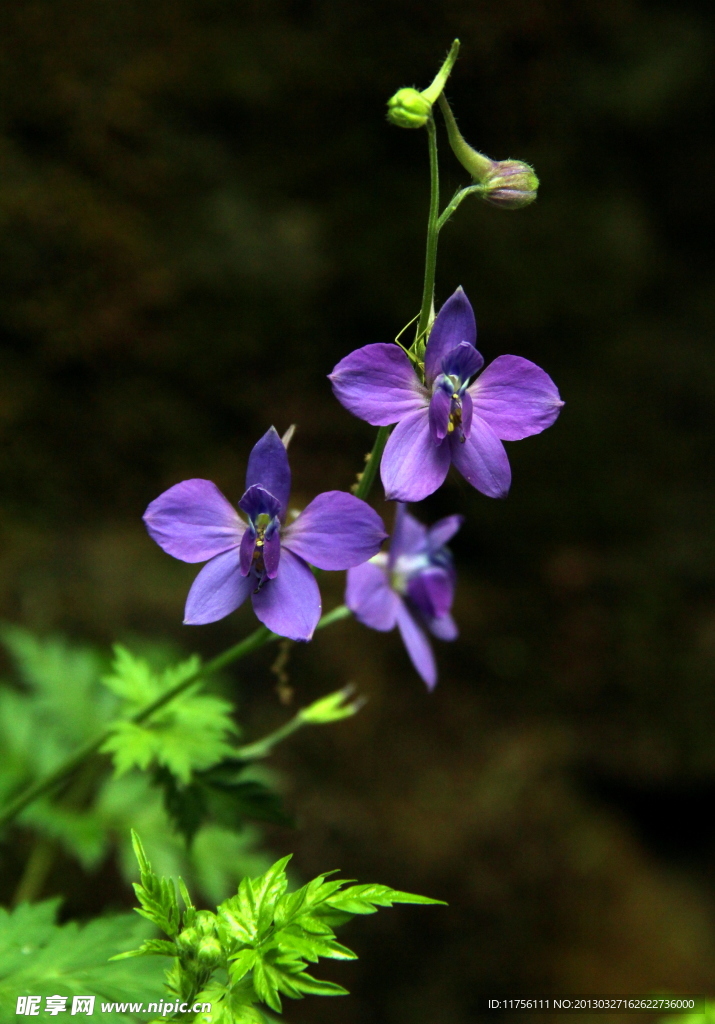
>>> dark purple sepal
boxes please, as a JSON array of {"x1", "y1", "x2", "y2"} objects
[
  {"x1": 460, "y1": 390, "x2": 473, "y2": 440},
  {"x1": 239, "y1": 484, "x2": 282, "y2": 523},
  {"x1": 428, "y1": 386, "x2": 451, "y2": 443},
  {"x1": 407, "y1": 566, "x2": 454, "y2": 620},
  {"x1": 262, "y1": 523, "x2": 281, "y2": 578},
  {"x1": 239, "y1": 527, "x2": 257, "y2": 577},
  {"x1": 441, "y1": 340, "x2": 483, "y2": 385},
  {"x1": 424, "y1": 287, "x2": 478, "y2": 387},
  {"x1": 245, "y1": 427, "x2": 291, "y2": 515}
]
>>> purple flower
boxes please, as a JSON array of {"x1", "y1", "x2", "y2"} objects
[
  {"x1": 144, "y1": 427, "x2": 387, "y2": 642},
  {"x1": 345, "y1": 503, "x2": 463, "y2": 689},
  {"x1": 329, "y1": 287, "x2": 563, "y2": 502}
]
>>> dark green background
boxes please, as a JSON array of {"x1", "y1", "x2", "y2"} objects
[{"x1": 1, "y1": 0, "x2": 715, "y2": 1020}]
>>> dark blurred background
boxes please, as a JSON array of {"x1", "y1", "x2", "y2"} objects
[{"x1": 1, "y1": 0, "x2": 715, "y2": 1020}]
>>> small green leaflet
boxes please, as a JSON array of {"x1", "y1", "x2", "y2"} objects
[
  {"x1": 121, "y1": 832, "x2": 446, "y2": 1018},
  {"x1": 100, "y1": 646, "x2": 238, "y2": 783}
]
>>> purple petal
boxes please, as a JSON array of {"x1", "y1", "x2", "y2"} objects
[
  {"x1": 346, "y1": 560, "x2": 400, "y2": 631},
  {"x1": 396, "y1": 600, "x2": 437, "y2": 689},
  {"x1": 450, "y1": 415, "x2": 511, "y2": 499},
  {"x1": 238, "y1": 484, "x2": 282, "y2": 522},
  {"x1": 427, "y1": 613, "x2": 458, "y2": 641},
  {"x1": 460, "y1": 389, "x2": 473, "y2": 439},
  {"x1": 245, "y1": 427, "x2": 291, "y2": 513},
  {"x1": 263, "y1": 524, "x2": 281, "y2": 579},
  {"x1": 239, "y1": 527, "x2": 256, "y2": 576},
  {"x1": 424, "y1": 287, "x2": 479, "y2": 387},
  {"x1": 470, "y1": 355, "x2": 564, "y2": 440},
  {"x1": 389, "y1": 503, "x2": 427, "y2": 566},
  {"x1": 427, "y1": 514, "x2": 464, "y2": 550},
  {"x1": 441, "y1": 341, "x2": 483, "y2": 383},
  {"x1": 428, "y1": 386, "x2": 451, "y2": 443},
  {"x1": 329, "y1": 344, "x2": 427, "y2": 427},
  {"x1": 407, "y1": 567, "x2": 454, "y2": 619},
  {"x1": 251, "y1": 549, "x2": 321, "y2": 641},
  {"x1": 381, "y1": 409, "x2": 451, "y2": 502},
  {"x1": 184, "y1": 549, "x2": 253, "y2": 625},
  {"x1": 144, "y1": 479, "x2": 244, "y2": 564},
  {"x1": 283, "y1": 491, "x2": 387, "y2": 570}
]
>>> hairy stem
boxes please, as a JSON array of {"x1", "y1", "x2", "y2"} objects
[
  {"x1": 0, "y1": 606, "x2": 350, "y2": 830},
  {"x1": 415, "y1": 116, "x2": 440, "y2": 346}
]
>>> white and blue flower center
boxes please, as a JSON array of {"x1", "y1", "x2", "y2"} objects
[
  {"x1": 428, "y1": 341, "x2": 482, "y2": 445},
  {"x1": 238, "y1": 485, "x2": 283, "y2": 588}
]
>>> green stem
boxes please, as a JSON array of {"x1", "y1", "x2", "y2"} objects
[
  {"x1": 234, "y1": 714, "x2": 306, "y2": 761},
  {"x1": 0, "y1": 607, "x2": 350, "y2": 830},
  {"x1": 415, "y1": 116, "x2": 440, "y2": 345},
  {"x1": 436, "y1": 184, "x2": 483, "y2": 231},
  {"x1": 12, "y1": 837, "x2": 55, "y2": 905},
  {"x1": 436, "y1": 93, "x2": 492, "y2": 181},
  {"x1": 354, "y1": 426, "x2": 390, "y2": 502}
]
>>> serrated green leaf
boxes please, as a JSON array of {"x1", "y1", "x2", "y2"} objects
[
  {"x1": 0, "y1": 901, "x2": 164, "y2": 1023},
  {"x1": 288, "y1": 972, "x2": 349, "y2": 997},
  {"x1": 228, "y1": 948, "x2": 258, "y2": 982},
  {"x1": 324, "y1": 883, "x2": 447, "y2": 914},
  {"x1": 129, "y1": 830, "x2": 180, "y2": 938},
  {"x1": 273, "y1": 873, "x2": 347, "y2": 928},
  {"x1": 276, "y1": 929, "x2": 356, "y2": 962},
  {"x1": 219, "y1": 856, "x2": 291, "y2": 944},
  {"x1": 252, "y1": 958, "x2": 282, "y2": 1013},
  {"x1": 111, "y1": 938, "x2": 176, "y2": 960}
]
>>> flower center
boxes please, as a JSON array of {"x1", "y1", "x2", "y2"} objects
[{"x1": 391, "y1": 552, "x2": 430, "y2": 594}]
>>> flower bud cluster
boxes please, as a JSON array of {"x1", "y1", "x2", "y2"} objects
[{"x1": 176, "y1": 910, "x2": 223, "y2": 974}]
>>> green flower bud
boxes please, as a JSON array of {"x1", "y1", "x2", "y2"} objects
[
  {"x1": 437, "y1": 94, "x2": 538, "y2": 209},
  {"x1": 480, "y1": 160, "x2": 539, "y2": 209},
  {"x1": 176, "y1": 926, "x2": 198, "y2": 953},
  {"x1": 197, "y1": 936, "x2": 222, "y2": 967},
  {"x1": 195, "y1": 910, "x2": 217, "y2": 937},
  {"x1": 386, "y1": 40, "x2": 460, "y2": 130},
  {"x1": 387, "y1": 88, "x2": 432, "y2": 129}
]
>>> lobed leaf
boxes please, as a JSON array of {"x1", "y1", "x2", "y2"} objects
[
  {"x1": 0, "y1": 900, "x2": 164, "y2": 1023},
  {"x1": 100, "y1": 648, "x2": 237, "y2": 784}
]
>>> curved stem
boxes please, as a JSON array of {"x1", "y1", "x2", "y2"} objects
[
  {"x1": 0, "y1": 606, "x2": 350, "y2": 831},
  {"x1": 415, "y1": 116, "x2": 440, "y2": 347}
]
